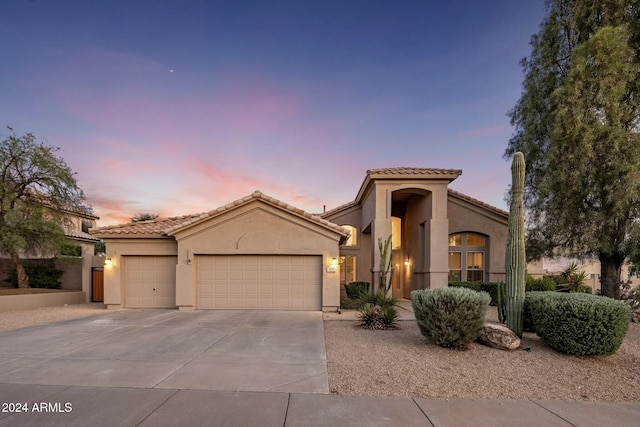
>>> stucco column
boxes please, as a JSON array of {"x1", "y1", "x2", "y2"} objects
[
  {"x1": 103, "y1": 252, "x2": 121, "y2": 309},
  {"x1": 426, "y1": 186, "x2": 449, "y2": 289},
  {"x1": 427, "y1": 218, "x2": 449, "y2": 288},
  {"x1": 175, "y1": 246, "x2": 195, "y2": 310}
]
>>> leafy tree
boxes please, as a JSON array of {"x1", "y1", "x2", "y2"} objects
[
  {"x1": 506, "y1": 0, "x2": 640, "y2": 298},
  {"x1": 0, "y1": 128, "x2": 89, "y2": 288},
  {"x1": 131, "y1": 212, "x2": 159, "y2": 222}
]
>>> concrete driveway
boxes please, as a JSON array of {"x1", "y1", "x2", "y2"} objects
[{"x1": 0, "y1": 310, "x2": 328, "y2": 394}]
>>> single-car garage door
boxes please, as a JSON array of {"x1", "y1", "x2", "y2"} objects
[
  {"x1": 124, "y1": 256, "x2": 177, "y2": 308},
  {"x1": 197, "y1": 255, "x2": 321, "y2": 310}
]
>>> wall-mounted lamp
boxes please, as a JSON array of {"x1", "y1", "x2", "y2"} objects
[
  {"x1": 404, "y1": 258, "x2": 410, "y2": 267},
  {"x1": 104, "y1": 257, "x2": 113, "y2": 267},
  {"x1": 327, "y1": 257, "x2": 338, "y2": 273}
]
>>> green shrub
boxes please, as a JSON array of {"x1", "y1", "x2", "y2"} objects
[
  {"x1": 344, "y1": 281, "x2": 369, "y2": 300},
  {"x1": 340, "y1": 297, "x2": 358, "y2": 310},
  {"x1": 449, "y1": 281, "x2": 481, "y2": 292},
  {"x1": 7, "y1": 264, "x2": 63, "y2": 289},
  {"x1": 449, "y1": 282, "x2": 500, "y2": 305},
  {"x1": 527, "y1": 292, "x2": 630, "y2": 356},
  {"x1": 526, "y1": 275, "x2": 556, "y2": 292},
  {"x1": 340, "y1": 282, "x2": 371, "y2": 309},
  {"x1": 360, "y1": 289, "x2": 398, "y2": 309},
  {"x1": 523, "y1": 294, "x2": 535, "y2": 332},
  {"x1": 411, "y1": 287, "x2": 490, "y2": 350},
  {"x1": 357, "y1": 303, "x2": 399, "y2": 330}
]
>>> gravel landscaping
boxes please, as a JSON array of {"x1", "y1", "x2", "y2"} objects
[
  {"x1": 0, "y1": 303, "x2": 111, "y2": 331},
  {"x1": 324, "y1": 311, "x2": 640, "y2": 402}
]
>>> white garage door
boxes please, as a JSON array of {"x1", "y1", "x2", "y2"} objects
[
  {"x1": 197, "y1": 255, "x2": 322, "y2": 310},
  {"x1": 124, "y1": 256, "x2": 177, "y2": 308}
]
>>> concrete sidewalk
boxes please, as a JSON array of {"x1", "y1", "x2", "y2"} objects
[{"x1": 0, "y1": 384, "x2": 638, "y2": 427}]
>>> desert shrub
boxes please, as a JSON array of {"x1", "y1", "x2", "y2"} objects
[
  {"x1": 344, "y1": 281, "x2": 369, "y2": 300},
  {"x1": 357, "y1": 303, "x2": 399, "y2": 330},
  {"x1": 359, "y1": 289, "x2": 398, "y2": 308},
  {"x1": 527, "y1": 292, "x2": 630, "y2": 356},
  {"x1": 523, "y1": 294, "x2": 535, "y2": 332},
  {"x1": 340, "y1": 297, "x2": 359, "y2": 310},
  {"x1": 7, "y1": 264, "x2": 63, "y2": 289},
  {"x1": 449, "y1": 282, "x2": 500, "y2": 305},
  {"x1": 356, "y1": 289, "x2": 399, "y2": 330},
  {"x1": 526, "y1": 275, "x2": 556, "y2": 292},
  {"x1": 448, "y1": 281, "x2": 481, "y2": 292},
  {"x1": 411, "y1": 287, "x2": 490, "y2": 350},
  {"x1": 340, "y1": 282, "x2": 371, "y2": 309}
]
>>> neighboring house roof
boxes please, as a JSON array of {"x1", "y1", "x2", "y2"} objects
[
  {"x1": 447, "y1": 189, "x2": 509, "y2": 219},
  {"x1": 64, "y1": 227, "x2": 101, "y2": 243},
  {"x1": 62, "y1": 206, "x2": 99, "y2": 221},
  {"x1": 90, "y1": 191, "x2": 350, "y2": 239}
]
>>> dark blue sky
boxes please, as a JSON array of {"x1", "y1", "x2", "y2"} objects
[{"x1": 1, "y1": 0, "x2": 546, "y2": 224}]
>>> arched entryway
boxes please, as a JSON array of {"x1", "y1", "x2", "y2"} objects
[{"x1": 390, "y1": 188, "x2": 432, "y2": 298}]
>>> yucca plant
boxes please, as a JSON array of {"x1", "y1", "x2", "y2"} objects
[{"x1": 357, "y1": 303, "x2": 399, "y2": 330}]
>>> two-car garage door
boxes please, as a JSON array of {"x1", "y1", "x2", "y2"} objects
[{"x1": 196, "y1": 255, "x2": 322, "y2": 310}]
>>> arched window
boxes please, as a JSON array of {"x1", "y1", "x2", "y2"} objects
[
  {"x1": 448, "y1": 232, "x2": 486, "y2": 282},
  {"x1": 342, "y1": 225, "x2": 357, "y2": 247}
]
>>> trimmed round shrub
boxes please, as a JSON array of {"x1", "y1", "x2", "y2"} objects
[
  {"x1": 527, "y1": 292, "x2": 631, "y2": 356},
  {"x1": 411, "y1": 287, "x2": 490, "y2": 350}
]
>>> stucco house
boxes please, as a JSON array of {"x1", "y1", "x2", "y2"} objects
[{"x1": 90, "y1": 167, "x2": 509, "y2": 311}]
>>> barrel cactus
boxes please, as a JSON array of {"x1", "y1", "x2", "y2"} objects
[{"x1": 506, "y1": 152, "x2": 526, "y2": 337}]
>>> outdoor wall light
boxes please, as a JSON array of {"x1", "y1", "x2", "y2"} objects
[
  {"x1": 104, "y1": 257, "x2": 112, "y2": 267},
  {"x1": 404, "y1": 258, "x2": 410, "y2": 267},
  {"x1": 327, "y1": 257, "x2": 338, "y2": 273}
]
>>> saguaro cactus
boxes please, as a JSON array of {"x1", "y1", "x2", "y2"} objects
[
  {"x1": 506, "y1": 152, "x2": 526, "y2": 337},
  {"x1": 378, "y1": 235, "x2": 394, "y2": 293}
]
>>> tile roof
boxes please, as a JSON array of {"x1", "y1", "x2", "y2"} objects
[
  {"x1": 90, "y1": 191, "x2": 350, "y2": 237},
  {"x1": 89, "y1": 214, "x2": 204, "y2": 236},
  {"x1": 447, "y1": 189, "x2": 509, "y2": 218},
  {"x1": 64, "y1": 227, "x2": 101, "y2": 242},
  {"x1": 321, "y1": 200, "x2": 359, "y2": 218},
  {"x1": 367, "y1": 167, "x2": 463, "y2": 176}
]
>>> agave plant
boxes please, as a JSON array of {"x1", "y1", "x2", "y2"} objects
[{"x1": 357, "y1": 303, "x2": 399, "y2": 330}]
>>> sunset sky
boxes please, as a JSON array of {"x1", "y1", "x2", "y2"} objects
[{"x1": 1, "y1": 0, "x2": 546, "y2": 225}]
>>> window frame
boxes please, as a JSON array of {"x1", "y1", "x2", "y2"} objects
[
  {"x1": 339, "y1": 255, "x2": 357, "y2": 284},
  {"x1": 448, "y1": 233, "x2": 486, "y2": 283}
]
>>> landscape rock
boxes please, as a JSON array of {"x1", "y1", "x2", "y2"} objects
[{"x1": 477, "y1": 323, "x2": 521, "y2": 350}]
